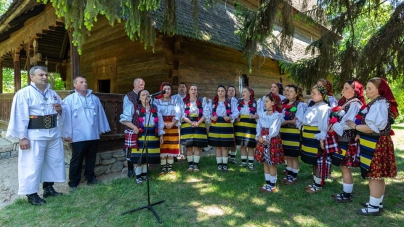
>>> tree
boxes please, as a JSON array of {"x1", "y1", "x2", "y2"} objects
[
  {"x1": 0, "y1": 0, "x2": 12, "y2": 16},
  {"x1": 275, "y1": 0, "x2": 404, "y2": 89}
]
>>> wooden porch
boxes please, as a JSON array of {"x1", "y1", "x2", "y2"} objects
[{"x1": 0, "y1": 91, "x2": 125, "y2": 152}]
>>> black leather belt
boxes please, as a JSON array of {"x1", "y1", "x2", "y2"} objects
[{"x1": 28, "y1": 114, "x2": 57, "y2": 129}]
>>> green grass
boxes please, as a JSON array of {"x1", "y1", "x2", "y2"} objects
[{"x1": 1, "y1": 141, "x2": 404, "y2": 227}]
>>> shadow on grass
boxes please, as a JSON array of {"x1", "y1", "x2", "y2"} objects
[{"x1": 1, "y1": 151, "x2": 404, "y2": 227}]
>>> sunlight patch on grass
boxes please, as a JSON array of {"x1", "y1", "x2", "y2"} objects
[
  {"x1": 184, "y1": 177, "x2": 203, "y2": 183},
  {"x1": 189, "y1": 201, "x2": 202, "y2": 207},
  {"x1": 250, "y1": 196, "x2": 266, "y2": 206},
  {"x1": 193, "y1": 183, "x2": 219, "y2": 194},
  {"x1": 197, "y1": 205, "x2": 224, "y2": 216},
  {"x1": 266, "y1": 206, "x2": 282, "y2": 213},
  {"x1": 293, "y1": 215, "x2": 324, "y2": 226}
]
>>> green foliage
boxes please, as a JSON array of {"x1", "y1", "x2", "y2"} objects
[
  {"x1": 0, "y1": 0, "x2": 11, "y2": 16},
  {"x1": 390, "y1": 78, "x2": 404, "y2": 124},
  {"x1": 1, "y1": 68, "x2": 65, "y2": 92},
  {"x1": 235, "y1": 0, "x2": 295, "y2": 71}
]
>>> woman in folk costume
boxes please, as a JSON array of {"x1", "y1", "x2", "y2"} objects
[
  {"x1": 258, "y1": 82, "x2": 284, "y2": 115},
  {"x1": 301, "y1": 85, "x2": 331, "y2": 193},
  {"x1": 346, "y1": 77, "x2": 398, "y2": 216},
  {"x1": 308, "y1": 78, "x2": 338, "y2": 108},
  {"x1": 227, "y1": 85, "x2": 238, "y2": 164},
  {"x1": 120, "y1": 90, "x2": 165, "y2": 184},
  {"x1": 208, "y1": 85, "x2": 239, "y2": 172},
  {"x1": 255, "y1": 93, "x2": 284, "y2": 193},
  {"x1": 234, "y1": 87, "x2": 259, "y2": 171},
  {"x1": 154, "y1": 82, "x2": 182, "y2": 176},
  {"x1": 329, "y1": 80, "x2": 365, "y2": 203},
  {"x1": 281, "y1": 85, "x2": 307, "y2": 184},
  {"x1": 181, "y1": 84, "x2": 209, "y2": 172}
]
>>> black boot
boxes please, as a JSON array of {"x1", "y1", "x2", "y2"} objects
[
  {"x1": 43, "y1": 182, "x2": 63, "y2": 198},
  {"x1": 27, "y1": 193, "x2": 46, "y2": 205}
]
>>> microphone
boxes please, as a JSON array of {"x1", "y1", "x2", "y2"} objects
[{"x1": 148, "y1": 90, "x2": 166, "y2": 97}]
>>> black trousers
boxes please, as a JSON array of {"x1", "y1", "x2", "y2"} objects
[{"x1": 68, "y1": 140, "x2": 99, "y2": 187}]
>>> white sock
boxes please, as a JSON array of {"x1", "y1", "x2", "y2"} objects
[
  {"x1": 167, "y1": 159, "x2": 174, "y2": 165},
  {"x1": 193, "y1": 156, "x2": 200, "y2": 164},
  {"x1": 216, "y1": 157, "x2": 223, "y2": 164},
  {"x1": 160, "y1": 159, "x2": 167, "y2": 166},
  {"x1": 222, "y1": 157, "x2": 228, "y2": 164},
  {"x1": 368, "y1": 196, "x2": 382, "y2": 211},
  {"x1": 248, "y1": 156, "x2": 254, "y2": 163},
  {"x1": 241, "y1": 155, "x2": 247, "y2": 162},
  {"x1": 265, "y1": 174, "x2": 271, "y2": 181},
  {"x1": 292, "y1": 168, "x2": 298, "y2": 173},
  {"x1": 314, "y1": 176, "x2": 322, "y2": 185},
  {"x1": 231, "y1": 151, "x2": 237, "y2": 156},
  {"x1": 142, "y1": 164, "x2": 147, "y2": 173},
  {"x1": 135, "y1": 166, "x2": 142, "y2": 176},
  {"x1": 286, "y1": 167, "x2": 292, "y2": 171},
  {"x1": 343, "y1": 183, "x2": 353, "y2": 193},
  {"x1": 187, "y1": 156, "x2": 193, "y2": 163},
  {"x1": 269, "y1": 175, "x2": 277, "y2": 184}
]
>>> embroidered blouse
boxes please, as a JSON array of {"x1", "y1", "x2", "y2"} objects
[
  {"x1": 302, "y1": 102, "x2": 331, "y2": 140},
  {"x1": 256, "y1": 112, "x2": 284, "y2": 141}
]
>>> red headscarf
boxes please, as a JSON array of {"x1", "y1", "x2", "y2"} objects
[
  {"x1": 268, "y1": 92, "x2": 282, "y2": 113},
  {"x1": 156, "y1": 82, "x2": 171, "y2": 99},
  {"x1": 249, "y1": 87, "x2": 255, "y2": 101},
  {"x1": 338, "y1": 80, "x2": 365, "y2": 106},
  {"x1": 378, "y1": 78, "x2": 399, "y2": 119}
]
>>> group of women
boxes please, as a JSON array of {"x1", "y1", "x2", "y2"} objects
[{"x1": 120, "y1": 77, "x2": 399, "y2": 216}]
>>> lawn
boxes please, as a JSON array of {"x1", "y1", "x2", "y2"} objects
[{"x1": 1, "y1": 129, "x2": 403, "y2": 227}]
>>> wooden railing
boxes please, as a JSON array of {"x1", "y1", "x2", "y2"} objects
[{"x1": 0, "y1": 91, "x2": 126, "y2": 142}]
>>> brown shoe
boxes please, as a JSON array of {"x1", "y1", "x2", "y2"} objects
[{"x1": 284, "y1": 178, "x2": 297, "y2": 185}]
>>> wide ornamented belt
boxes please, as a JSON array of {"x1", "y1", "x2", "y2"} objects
[{"x1": 28, "y1": 114, "x2": 57, "y2": 129}]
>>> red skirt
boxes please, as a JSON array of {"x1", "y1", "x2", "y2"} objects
[
  {"x1": 255, "y1": 128, "x2": 284, "y2": 165},
  {"x1": 366, "y1": 136, "x2": 397, "y2": 179}
]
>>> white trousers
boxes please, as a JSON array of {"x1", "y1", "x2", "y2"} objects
[{"x1": 18, "y1": 138, "x2": 66, "y2": 195}]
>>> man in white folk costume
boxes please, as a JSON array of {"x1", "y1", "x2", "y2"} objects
[
  {"x1": 6, "y1": 66, "x2": 67, "y2": 205},
  {"x1": 62, "y1": 76, "x2": 110, "y2": 191}
]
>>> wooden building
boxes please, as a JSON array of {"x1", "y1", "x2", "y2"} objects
[{"x1": 0, "y1": 0, "x2": 323, "y2": 152}]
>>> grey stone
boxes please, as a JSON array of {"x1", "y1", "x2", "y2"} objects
[
  {"x1": 94, "y1": 165, "x2": 108, "y2": 176},
  {"x1": 105, "y1": 166, "x2": 112, "y2": 174},
  {"x1": 112, "y1": 151, "x2": 124, "y2": 158},
  {"x1": 116, "y1": 157, "x2": 127, "y2": 162},
  {"x1": 110, "y1": 162, "x2": 123, "y2": 173},
  {"x1": 101, "y1": 158, "x2": 116, "y2": 165},
  {"x1": 95, "y1": 155, "x2": 101, "y2": 165},
  {"x1": 0, "y1": 151, "x2": 10, "y2": 159},
  {"x1": 10, "y1": 150, "x2": 18, "y2": 158},
  {"x1": 99, "y1": 153, "x2": 113, "y2": 160}
]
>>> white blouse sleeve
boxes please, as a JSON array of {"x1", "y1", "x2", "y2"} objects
[
  {"x1": 333, "y1": 101, "x2": 361, "y2": 136},
  {"x1": 365, "y1": 100, "x2": 388, "y2": 133},
  {"x1": 314, "y1": 104, "x2": 331, "y2": 140},
  {"x1": 257, "y1": 96, "x2": 266, "y2": 116},
  {"x1": 295, "y1": 102, "x2": 307, "y2": 129},
  {"x1": 329, "y1": 96, "x2": 338, "y2": 108},
  {"x1": 119, "y1": 102, "x2": 135, "y2": 124},
  {"x1": 230, "y1": 99, "x2": 239, "y2": 123},
  {"x1": 158, "y1": 111, "x2": 165, "y2": 135},
  {"x1": 255, "y1": 117, "x2": 262, "y2": 140},
  {"x1": 268, "y1": 113, "x2": 284, "y2": 139},
  {"x1": 174, "y1": 101, "x2": 182, "y2": 122},
  {"x1": 203, "y1": 97, "x2": 211, "y2": 123}
]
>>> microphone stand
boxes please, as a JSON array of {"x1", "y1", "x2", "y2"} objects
[{"x1": 121, "y1": 96, "x2": 165, "y2": 223}]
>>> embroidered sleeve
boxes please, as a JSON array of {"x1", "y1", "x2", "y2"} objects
[
  {"x1": 268, "y1": 113, "x2": 284, "y2": 139},
  {"x1": 120, "y1": 102, "x2": 135, "y2": 124},
  {"x1": 295, "y1": 102, "x2": 307, "y2": 129},
  {"x1": 365, "y1": 100, "x2": 388, "y2": 133},
  {"x1": 314, "y1": 104, "x2": 331, "y2": 140}
]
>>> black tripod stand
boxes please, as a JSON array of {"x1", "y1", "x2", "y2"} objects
[{"x1": 121, "y1": 96, "x2": 165, "y2": 223}]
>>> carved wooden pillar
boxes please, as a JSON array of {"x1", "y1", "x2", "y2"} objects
[
  {"x1": 68, "y1": 30, "x2": 80, "y2": 89},
  {"x1": 0, "y1": 62, "x2": 3, "y2": 94},
  {"x1": 13, "y1": 51, "x2": 21, "y2": 92},
  {"x1": 26, "y1": 43, "x2": 31, "y2": 85}
]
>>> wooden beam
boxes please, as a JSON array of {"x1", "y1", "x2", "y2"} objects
[
  {"x1": 59, "y1": 31, "x2": 68, "y2": 59},
  {"x1": 13, "y1": 52, "x2": 21, "y2": 92},
  {"x1": 68, "y1": 30, "x2": 80, "y2": 89}
]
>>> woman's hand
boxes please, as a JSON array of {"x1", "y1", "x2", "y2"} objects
[{"x1": 319, "y1": 140, "x2": 325, "y2": 150}]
